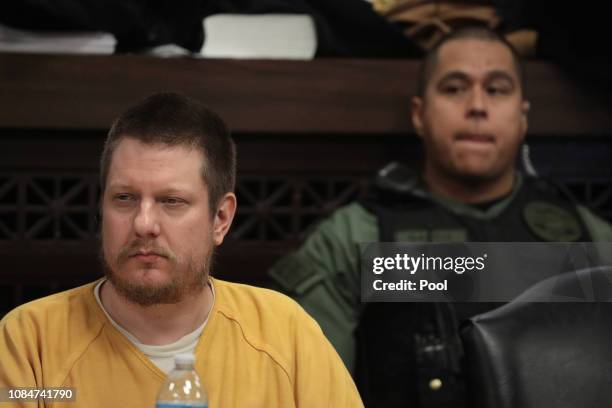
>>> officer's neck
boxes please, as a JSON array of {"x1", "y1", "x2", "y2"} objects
[{"x1": 423, "y1": 167, "x2": 515, "y2": 205}]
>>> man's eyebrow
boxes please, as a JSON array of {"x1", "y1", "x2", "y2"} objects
[
  {"x1": 436, "y1": 71, "x2": 471, "y2": 85},
  {"x1": 485, "y1": 70, "x2": 516, "y2": 84},
  {"x1": 158, "y1": 187, "x2": 191, "y2": 196},
  {"x1": 107, "y1": 184, "x2": 189, "y2": 193},
  {"x1": 106, "y1": 183, "x2": 133, "y2": 191}
]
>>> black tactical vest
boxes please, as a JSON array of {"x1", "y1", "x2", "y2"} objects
[{"x1": 355, "y1": 166, "x2": 592, "y2": 408}]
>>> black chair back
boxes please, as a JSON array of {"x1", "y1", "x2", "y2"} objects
[{"x1": 461, "y1": 267, "x2": 612, "y2": 408}]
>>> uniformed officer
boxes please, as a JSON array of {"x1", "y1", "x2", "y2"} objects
[{"x1": 268, "y1": 26, "x2": 612, "y2": 407}]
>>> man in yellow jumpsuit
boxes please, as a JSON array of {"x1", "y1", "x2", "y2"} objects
[{"x1": 0, "y1": 93, "x2": 363, "y2": 408}]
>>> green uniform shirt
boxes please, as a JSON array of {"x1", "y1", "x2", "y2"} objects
[{"x1": 269, "y1": 185, "x2": 612, "y2": 373}]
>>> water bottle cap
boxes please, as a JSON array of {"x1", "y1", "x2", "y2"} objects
[{"x1": 174, "y1": 353, "x2": 196, "y2": 365}]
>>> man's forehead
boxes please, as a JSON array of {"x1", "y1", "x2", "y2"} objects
[
  {"x1": 110, "y1": 138, "x2": 203, "y2": 165},
  {"x1": 113, "y1": 137, "x2": 197, "y2": 155},
  {"x1": 431, "y1": 38, "x2": 518, "y2": 81},
  {"x1": 107, "y1": 138, "x2": 205, "y2": 181}
]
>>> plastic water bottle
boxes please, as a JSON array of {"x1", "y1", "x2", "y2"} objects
[{"x1": 155, "y1": 353, "x2": 208, "y2": 408}]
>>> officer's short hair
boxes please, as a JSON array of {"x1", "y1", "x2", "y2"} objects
[
  {"x1": 100, "y1": 92, "x2": 236, "y2": 215},
  {"x1": 416, "y1": 26, "x2": 525, "y2": 98}
]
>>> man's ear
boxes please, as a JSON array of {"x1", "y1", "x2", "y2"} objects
[
  {"x1": 520, "y1": 100, "x2": 530, "y2": 138},
  {"x1": 212, "y1": 192, "x2": 237, "y2": 246},
  {"x1": 411, "y1": 96, "x2": 425, "y2": 138}
]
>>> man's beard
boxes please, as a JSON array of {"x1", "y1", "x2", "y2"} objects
[{"x1": 100, "y1": 237, "x2": 213, "y2": 307}]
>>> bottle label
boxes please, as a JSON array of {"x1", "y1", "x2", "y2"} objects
[{"x1": 156, "y1": 404, "x2": 207, "y2": 408}]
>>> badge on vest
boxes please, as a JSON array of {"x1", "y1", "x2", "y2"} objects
[{"x1": 523, "y1": 201, "x2": 582, "y2": 241}]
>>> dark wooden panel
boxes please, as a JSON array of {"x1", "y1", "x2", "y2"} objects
[
  {"x1": 1, "y1": 53, "x2": 612, "y2": 135},
  {"x1": 0, "y1": 54, "x2": 415, "y2": 134},
  {"x1": 524, "y1": 64, "x2": 612, "y2": 137}
]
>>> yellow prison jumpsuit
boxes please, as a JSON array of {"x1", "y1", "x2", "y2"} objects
[{"x1": 0, "y1": 278, "x2": 363, "y2": 408}]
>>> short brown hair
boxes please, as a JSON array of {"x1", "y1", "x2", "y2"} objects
[
  {"x1": 416, "y1": 26, "x2": 525, "y2": 98},
  {"x1": 100, "y1": 92, "x2": 236, "y2": 214}
]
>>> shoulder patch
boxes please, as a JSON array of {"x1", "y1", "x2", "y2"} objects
[
  {"x1": 268, "y1": 255, "x2": 324, "y2": 295},
  {"x1": 523, "y1": 201, "x2": 582, "y2": 241}
]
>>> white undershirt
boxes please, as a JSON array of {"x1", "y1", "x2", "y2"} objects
[{"x1": 94, "y1": 280, "x2": 214, "y2": 374}]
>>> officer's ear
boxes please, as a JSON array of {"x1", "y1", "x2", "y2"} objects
[
  {"x1": 520, "y1": 99, "x2": 530, "y2": 138},
  {"x1": 411, "y1": 96, "x2": 425, "y2": 139}
]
